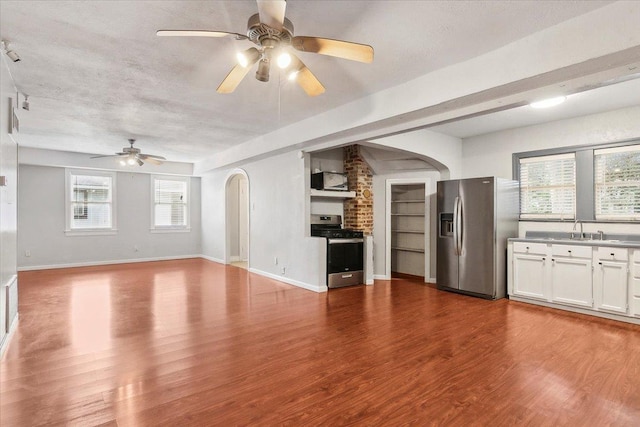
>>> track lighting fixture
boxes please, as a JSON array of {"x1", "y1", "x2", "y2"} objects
[{"x1": 1, "y1": 40, "x2": 21, "y2": 62}]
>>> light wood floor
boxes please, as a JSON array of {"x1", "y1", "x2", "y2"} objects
[{"x1": 2, "y1": 259, "x2": 639, "y2": 426}]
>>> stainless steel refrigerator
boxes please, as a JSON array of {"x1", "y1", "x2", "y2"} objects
[{"x1": 436, "y1": 177, "x2": 518, "y2": 299}]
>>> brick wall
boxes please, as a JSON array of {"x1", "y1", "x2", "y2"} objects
[{"x1": 343, "y1": 145, "x2": 373, "y2": 235}]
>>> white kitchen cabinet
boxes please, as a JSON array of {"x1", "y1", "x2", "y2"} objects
[
  {"x1": 512, "y1": 242, "x2": 548, "y2": 300},
  {"x1": 631, "y1": 250, "x2": 640, "y2": 318},
  {"x1": 509, "y1": 240, "x2": 640, "y2": 324},
  {"x1": 550, "y1": 255, "x2": 593, "y2": 308},
  {"x1": 594, "y1": 247, "x2": 629, "y2": 314}
]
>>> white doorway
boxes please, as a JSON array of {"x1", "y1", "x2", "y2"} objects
[
  {"x1": 225, "y1": 170, "x2": 249, "y2": 269},
  {"x1": 385, "y1": 178, "x2": 431, "y2": 281}
]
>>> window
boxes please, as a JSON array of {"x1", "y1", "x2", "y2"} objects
[
  {"x1": 594, "y1": 145, "x2": 640, "y2": 220},
  {"x1": 519, "y1": 153, "x2": 576, "y2": 220},
  {"x1": 152, "y1": 176, "x2": 190, "y2": 231},
  {"x1": 66, "y1": 170, "x2": 116, "y2": 234}
]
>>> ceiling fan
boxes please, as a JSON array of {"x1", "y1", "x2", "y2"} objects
[
  {"x1": 91, "y1": 139, "x2": 166, "y2": 166},
  {"x1": 156, "y1": 0, "x2": 374, "y2": 96}
]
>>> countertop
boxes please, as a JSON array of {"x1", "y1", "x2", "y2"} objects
[{"x1": 509, "y1": 231, "x2": 640, "y2": 249}]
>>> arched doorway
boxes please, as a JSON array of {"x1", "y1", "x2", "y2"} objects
[{"x1": 225, "y1": 170, "x2": 250, "y2": 269}]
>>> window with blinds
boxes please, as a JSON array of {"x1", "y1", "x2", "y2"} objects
[
  {"x1": 519, "y1": 153, "x2": 576, "y2": 219},
  {"x1": 67, "y1": 170, "x2": 115, "y2": 231},
  {"x1": 152, "y1": 177, "x2": 189, "y2": 229},
  {"x1": 594, "y1": 144, "x2": 640, "y2": 220}
]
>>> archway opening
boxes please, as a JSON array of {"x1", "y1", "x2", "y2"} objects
[{"x1": 225, "y1": 171, "x2": 249, "y2": 269}]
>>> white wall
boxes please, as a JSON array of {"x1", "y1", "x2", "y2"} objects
[
  {"x1": 201, "y1": 151, "x2": 326, "y2": 292},
  {"x1": 1, "y1": 55, "x2": 19, "y2": 354},
  {"x1": 461, "y1": 106, "x2": 640, "y2": 179},
  {"x1": 17, "y1": 165, "x2": 201, "y2": 269},
  {"x1": 461, "y1": 105, "x2": 640, "y2": 236}
]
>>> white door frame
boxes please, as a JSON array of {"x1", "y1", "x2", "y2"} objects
[
  {"x1": 224, "y1": 169, "x2": 250, "y2": 266},
  {"x1": 385, "y1": 178, "x2": 430, "y2": 281}
]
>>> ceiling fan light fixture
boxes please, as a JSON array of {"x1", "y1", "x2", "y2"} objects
[
  {"x1": 236, "y1": 47, "x2": 260, "y2": 68},
  {"x1": 285, "y1": 55, "x2": 304, "y2": 81},
  {"x1": 530, "y1": 96, "x2": 567, "y2": 109},
  {"x1": 255, "y1": 58, "x2": 270, "y2": 82},
  {"x1": 276, "y1": 51, "x2": 291, "y2": 69},
  {"x1": 127, "y1": 156, "x2": 137, "y2": 166},
  {"x1": 119, "y1": 159, "x2": 127, "y2": 166}
]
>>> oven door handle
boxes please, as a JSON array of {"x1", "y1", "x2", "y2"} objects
[{"x1": 327, "y1": 238, "x2": 364, "y2": 244}]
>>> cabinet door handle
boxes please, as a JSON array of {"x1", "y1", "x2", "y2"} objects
[
  {"x1": 526, "y1": 246, "x2": 530, "y2": 250},
  {"x1": 598, "y1": 262, "x2": 602, "y2": 265},
  {"x1": 610, "y1": 253, "x2": 615, "y2": 256},
  {"x1": 542, "y1": 257, "x2": 546, "y2": 261},
  {"x1": 567, "y1": 250, "x2": 572, "y2": 253}
]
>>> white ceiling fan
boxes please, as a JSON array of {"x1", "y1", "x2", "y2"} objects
[
  {"x1": 91, "y1": 139, "x2": 166, "y2": 166},
  {"x1": 157, "y1": 0, "x2": 374, "y2": 96}
]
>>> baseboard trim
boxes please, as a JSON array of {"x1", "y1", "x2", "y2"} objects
[
  {"x1": 0, "y1": 314, "x2": 19, "y2": 359},
  {"x1": 248, "y1": 268, "x2": 327, "y2": 293},
  {"x1": 373, "y1": 274, "x2": 390, "y2": 280},
  {"x1": 428, "y1": 277, "x2": 437, "y2": 284},
  {"x1": 200, "y1": 254, "x2": 225, "y2": 264},
  {"x1": 17, "y1": 255, "x2": 202, "y2": 271}
]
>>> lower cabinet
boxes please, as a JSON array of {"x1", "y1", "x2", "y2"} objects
[
  {"x1": 512, "y1": 254, "x2": 547, "y2": 299},
  {"x1": 551, "y1": 256, "x2": 593, "y2": 308},
  {"x1": 509, "y1": 241, "x2": 638, "y2": 324},
  {"x1": 630, "y1": 250, "x2": 640, "y2": 318}
]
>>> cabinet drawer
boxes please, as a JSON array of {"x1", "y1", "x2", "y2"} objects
[
  {"x1": 596, "y1": 246, "x2": 628, "y2": 261},
  {"x1": 513, "y1": 241, "x2": 548, "y2": 255},
  {"x1": 551, "y1": 244, "x2": 592, "y2": 258}
]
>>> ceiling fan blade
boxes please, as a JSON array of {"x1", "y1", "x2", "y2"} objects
[
  {"x1": 295, "y1": 65, "x2": 325, "y2": 97},
  {"x1": 217, "y1": 63, "x2": 255, "y2": 94},
  {"x1": 90, "y1": 154, "x2": 120, "y2": 159},
  {"x1": 156, "y1": 30, "x2": 248, "y2": 40},
  {"x1": 141, "y1": 156, "x2": 162, "y2": 165},
  {"x1": 257, "y1": 0, "x2": 286, "y2": 30},
  {"x1": 139, "y1": 154, "x2": 166, "y2": 161},
  {"x1": 292, "y1": 36, "x2": 374, "y2": 63}
]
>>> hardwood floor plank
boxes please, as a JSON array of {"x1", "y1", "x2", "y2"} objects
[{"x1": 2, "y1": 259, "x2": 639, "y2": 426}]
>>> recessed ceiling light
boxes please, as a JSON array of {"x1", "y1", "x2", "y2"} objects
[{"x1": 530, "y1": 96, "x2": 567, "y2": 109}]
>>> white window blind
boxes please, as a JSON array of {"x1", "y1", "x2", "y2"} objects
[
  {"x1": 153, "y1": 178, "x2": 188, "y2": 228},
  {"x1": 68, "y1": 172, "x2": 113, "y2": 229},
  {"x1": 594, "y1": 144, "x2": 640, "y2": 220},
  {"x1": 519, "y1": 153, "x2": 576, "y2": 219}
]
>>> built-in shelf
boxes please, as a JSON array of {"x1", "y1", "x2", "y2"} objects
[
  {"x1": 391, "y1": 213, "x2": 424, "y2": 217},
  {"x1": 310, "y1": 189, "x2": 356, "y2": 198},
  {"x1": 391, "y1": 230, "x2": 425, "y2": 234},
  {"x1": 391, "y1": 246, "x2": 425, "y2": 253},
  {"x1": 391, "y1": 200, "x2": 425, "y2": 203}
]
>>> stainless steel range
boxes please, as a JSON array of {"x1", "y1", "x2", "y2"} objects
[{"x1": 311, "y1": 214, "x2": 364, "y2": 288}]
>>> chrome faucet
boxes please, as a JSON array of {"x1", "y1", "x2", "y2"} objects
[
  {"x1": 597, "y1": 230, "x2": 604, "y2": 240},
  {"x1": 571, "y1": 219, "x2": 583, "y2": 239}
]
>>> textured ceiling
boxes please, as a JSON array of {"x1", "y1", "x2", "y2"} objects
[{"x1": 0, "y1": 0, "x2": 613, "y2": 163}]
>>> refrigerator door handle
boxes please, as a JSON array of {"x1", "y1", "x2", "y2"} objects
[
  {"x1": 456, "y1": 196, "x2": 463, "y2": 256},
  {"x1": 453, "y1": 196, "x2": 460, "y2": 255}
]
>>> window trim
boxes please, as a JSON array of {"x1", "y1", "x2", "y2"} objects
[
  {"x1": 150, "y1": 175, "x2": 191, "y2": 232},
  {"x1": 65, "y1": 169, "x2": 118, "y2": 236},
  {"x1": 513, "y1": 138, "x2": 640, "y2": 223},
  {"x1": 518, "y1": 152, "x2": 576, "y2": 220}
]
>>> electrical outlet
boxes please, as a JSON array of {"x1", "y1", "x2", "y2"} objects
[
  {"x1": 281, "y1": 267, "x2": 286, "y2": 275},
  {"x1": 274, "y1": 256, "x2": 278, "y2": 265},
  {"x1": 25, "y1": 249, "x2": 31, "y2": 257}
]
